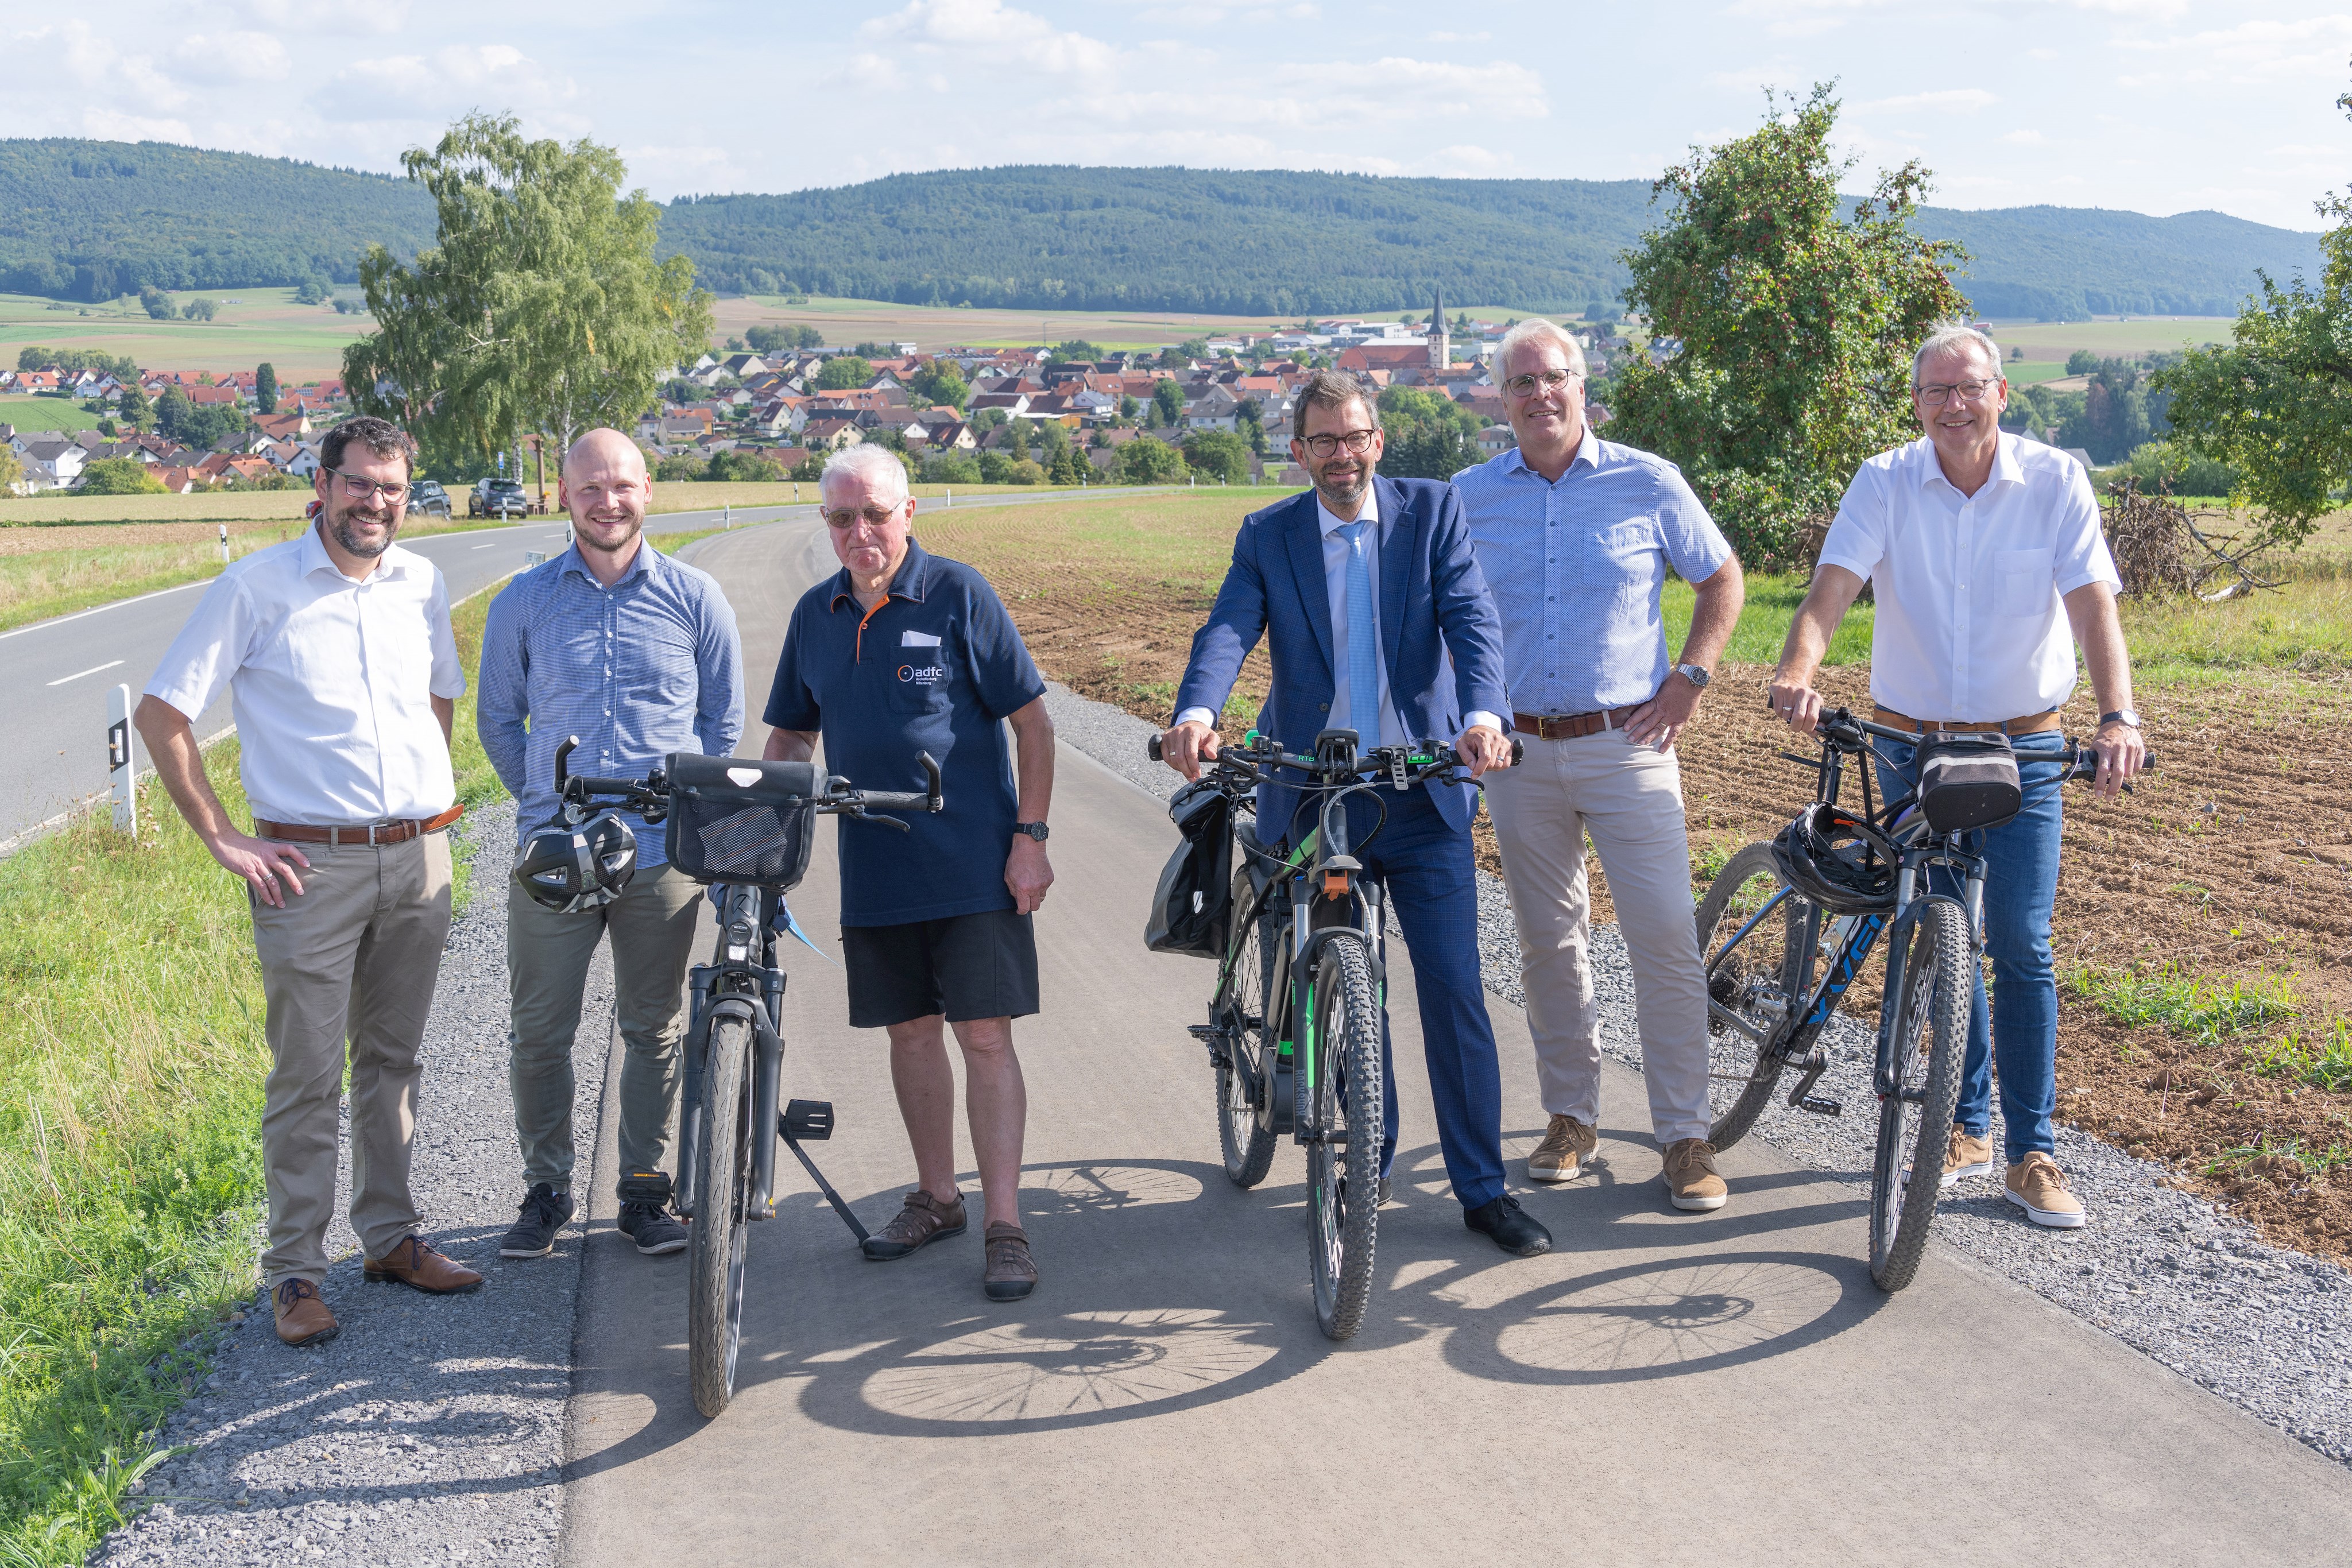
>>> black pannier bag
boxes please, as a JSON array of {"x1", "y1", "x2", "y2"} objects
[
  {"x1": 1915, "y1": 731, "x2": 2024, "y2": 834},
  {"x1": 664, "y1": 753, "x2": 823, "y2": 888},
  {"x1": 1144, "y1": 779, "x2": 1235, "y2": 958}
]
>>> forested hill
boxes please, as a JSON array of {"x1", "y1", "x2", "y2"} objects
[{"x1": 0, "y1": 140, "x2": 2323, "y2": 320}]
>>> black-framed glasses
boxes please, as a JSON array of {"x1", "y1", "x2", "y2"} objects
[
  {"x1": 822, "y1": 504, "x2": 904, "y2": 530},
  {"x1": 1914, "y1": 378, "x2": 2001, "y2": 406},
  {"x1": 1502, "y1": 367, "x2": 1582, "y2": 399},
  {"x1": 1300, "y1": 429, "x2": 1377, "y2": 459},
  {"x1": 324, "y1": 467, "x2": 409, "y2": 504}
]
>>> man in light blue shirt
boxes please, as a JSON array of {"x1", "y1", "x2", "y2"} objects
[
  {"x1": 477, "y1": 428, "x2": 744, "y2": 1261},
  {"x1": 1454, "y1": 320, "x2": 1747, "y2": 1212}
]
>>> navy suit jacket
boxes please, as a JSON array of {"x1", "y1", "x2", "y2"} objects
[{"x1": 1174, "y1": 475, "x2": 1510, "y2": 839}]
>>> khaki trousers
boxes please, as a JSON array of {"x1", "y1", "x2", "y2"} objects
[
  {"x1": 505, "y1": 861, "x2": 702, "y2": 1191},
  {"x1": 1483, "y1": 729, "x2": 1714, "y2": 1147},
  {"x1": 249, "y1": 831, "x2": 453, "y2": 1288}
]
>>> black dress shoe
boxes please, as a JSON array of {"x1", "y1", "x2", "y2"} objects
[
  {"x1": 1376, "y1": 1177, "x2": 1392, "y2": 1207},
  {"x1": 1464, "y1": 1194, "x2": 1552, "y2": 1257}
]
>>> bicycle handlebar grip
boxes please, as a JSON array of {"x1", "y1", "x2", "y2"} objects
[
  {"x1": 554, "y1": 735, "x2": 578, "y2": 793},
  {"x1": 1147, "y1": 734, "x2": 1164, "y2": 762},
  {"x1": 1508, "y1": 736, "x2": 1525, "y2": 768},
  {"x1": 916, "y1": 750, "x2": 943, "y2": 811}
]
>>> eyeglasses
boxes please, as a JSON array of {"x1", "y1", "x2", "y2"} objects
[
  {"x1": 325, "y1": 468, "x2": 409, "y2": 504},
  {"x1": 1299, "y1": 429, "x2": 1378, "y2": 459},
  {"x1": 1502, "y1": 367, "x2": 1582, "y2": 399},
  {"x1": 1914, "y1": 378, "x2": 2001, "y2": 406},
  {"x1": 822, "y1": 504, "x2": 904, "y2": 530}
]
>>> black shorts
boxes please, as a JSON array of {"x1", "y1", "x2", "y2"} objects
[{"x1": 842, "y1": 908, "x2": 1040, "y2": 1029}]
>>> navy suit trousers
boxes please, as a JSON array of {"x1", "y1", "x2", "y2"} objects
[{"x1": 1330, "y1": 783, "x2": 1507, "y2": 1212}]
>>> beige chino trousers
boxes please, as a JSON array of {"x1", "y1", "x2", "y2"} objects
[
  {"x1": 248, "y1": 831, "x2": 453, "y2": 1288},
  {"x1": 1483, "y1": 729, "x2": 1714, "y2": 1147}
]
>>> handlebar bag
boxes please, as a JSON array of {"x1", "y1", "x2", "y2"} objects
[
  {"x1": 1915, "y1": 732, "x2": 2023, "y2": 834},
  {"x1": 664, "y1": 753, "x2": 823, "y2": 888},
  {"x1": 1144, "y1": 779, "x2": 1234, "y2": 959}
]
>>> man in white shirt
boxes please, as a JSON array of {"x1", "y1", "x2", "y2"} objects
[
  {"x1": 1769, "y1": 326, "x2": 2147, "y2": 1229},
  {"x1": 138, "y1": 416, "x2": 485, "y2": 1348}
]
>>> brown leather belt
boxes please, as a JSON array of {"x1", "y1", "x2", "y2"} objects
[
  {"x1": 256, "y1": 805, "x2": 465, "y2": 846},
  {"x1": 1873, "y1": 705, "x2": 2060, "y2": 737},
  {"x1": 1512, "y1": 706, "x2": 1642, "y2": 741}
]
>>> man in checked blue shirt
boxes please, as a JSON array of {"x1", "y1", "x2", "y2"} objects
[
  {"x1": 477, "y1": 428, "x2": 744, "y2": 1261},
  {"x1": 1454, "y1": 320, "x2": 1748, "y2": 1214}
]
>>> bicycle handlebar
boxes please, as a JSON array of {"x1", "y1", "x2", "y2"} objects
[
  {"x1": 552, "y1": 736, "x2": 945, "y2": 826},
  {"x1": 1795, "y1": 707, "x2": 2156, "y2": 786},
  {"x1": 1146, "y1": 730, "x2": 1523, "y2": 776}
]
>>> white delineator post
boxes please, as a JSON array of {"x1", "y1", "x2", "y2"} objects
[
  {"x1": 218, "y1": 524, "x2": 229, "y2": 564},
  {"x1": 724, "y1": 502, "x2": 733, "y2": 529},
  {"x1": 107, "y1": 683, "x2": 137, "y2": 838}
]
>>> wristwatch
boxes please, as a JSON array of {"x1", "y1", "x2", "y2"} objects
[
  {"x1": 1675, "y1": 663, "x2": 1712, "y2": 691},
  {"x1": 1013, "y1": 821, "x2": 1050, "y2": 842},
  {"x1": 2098, "y1": 710, "x2": 2141, "y2": 730}
]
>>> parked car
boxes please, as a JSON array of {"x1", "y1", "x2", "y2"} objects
[
  {"x1": 470, "y1": 478, "x2": 528, "y2": 518},
  {"x1": 408, "y1": 479, "x2": 451, "y2": 517}
]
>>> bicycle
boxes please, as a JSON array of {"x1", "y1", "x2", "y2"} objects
[
  {"x1": 1691, "y1": 708, "x2": 2151, "y2": 1290},
  {"x1": 551, "y1": 737, "x2": 943, "y2": 1416},
  {"x1": 1146, "y1": 725, "x2": 1520, "y2": 1340}
]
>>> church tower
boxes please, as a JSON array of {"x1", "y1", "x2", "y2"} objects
[{"x1": 1428, "y1": 287, "x2": 1449, "y2": 370}]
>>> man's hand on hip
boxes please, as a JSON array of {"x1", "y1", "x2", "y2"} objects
[
  {"x1": 207, "y1": 828, "x2": 311, "y2": 907},
  {"x1": 1625, "y1": 675, "x2": 1702, "y2": 752},
  {"x1": 1159, "y1": 719, "x2": 1220, "y2": 780},
  {"x1": 1005, "y1": 835, "x2": 1054, "y2": 913},
  {"x1": 1455, "y1": 723, "x2": 1512, "y2": 777}
]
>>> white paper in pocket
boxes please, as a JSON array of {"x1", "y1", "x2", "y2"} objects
[{"x1": 900, "y1": 630, "x2": 942, "y2": 648}]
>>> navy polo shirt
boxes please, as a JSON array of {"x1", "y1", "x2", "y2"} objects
[{"x1": 763, "y1": 539, "x2": 1046, "y2": 927}]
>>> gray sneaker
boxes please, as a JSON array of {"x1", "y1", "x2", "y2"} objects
[
  {"x1": 500, "y1": 1182, "x2": 574, "y2": 1259},
  {"x1": 616, "y1": 1170, "x2": 689, "y2": 1256}
]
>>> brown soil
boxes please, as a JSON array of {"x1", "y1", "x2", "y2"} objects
[{"x1": 919, "y1": 504, "x2": 2352, "y2": 1264}]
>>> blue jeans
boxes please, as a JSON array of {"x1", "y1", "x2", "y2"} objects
[{"x1": 1875, "y1": 731, "x2": 2066, "y2": 1167}]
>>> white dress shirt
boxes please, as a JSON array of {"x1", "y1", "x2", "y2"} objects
[
  {"x1": 1178, "y1": 485, "x2": 1499, "y2": 743},
  {"x1": 1819, "y1": 433, "x2": 2119, "y2": 721},
  {"x1": 146, "y1": 524, "x2": 466, "y2": 825}
]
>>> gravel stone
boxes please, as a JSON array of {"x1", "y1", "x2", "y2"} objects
[
  {"x1": 95, "y1": 798, "x2": 605, "y2": 1567},
  {"x1": 1043, "y1": 680, "x2": 2352, "y2": 1471}
]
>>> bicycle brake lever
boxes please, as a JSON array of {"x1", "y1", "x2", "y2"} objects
[{"x1": 846, "y1": 806, "x2": 912, "y2": 833}]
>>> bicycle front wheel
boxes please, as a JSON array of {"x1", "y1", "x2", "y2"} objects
[
  {"x1": 1305, "y1": 933, "x2": 1382, "y2": 1342},
  {"x1": 688, "y1": 1014, "x2": 754, "y2": 1416},
  {"x1": 1216, "y1": 869, "x2": 1280, "y2": 1188},
  {"x1": 1695, "y1": 843, "x2": 1811, "y2": 1150},
  {"x1": 1869, "y1": 899, "x2": 1970, "y2": 1292}
]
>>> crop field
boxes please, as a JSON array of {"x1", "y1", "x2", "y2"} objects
[
  {"x1": 712, "y1": 294, "x2": 1560, "y2": 351},
  {"x1": 0, "y1": 288, "x2": 375, "y2": 381},
  {"x1": 917, "y1": 489, "x2": 2352, "y2": 1265},
  {"x1": 0, "y1": 393, "x2": 106, "y2": 433},
  {"x1": 1984, "y1": 316, "x2": 2235, "y2": 363}
]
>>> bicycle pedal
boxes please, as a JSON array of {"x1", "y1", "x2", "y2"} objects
[
  {"x1": 781, "y1": 1099, "x2": 835, "y2": 1141},
  {"x1": 1796, "y1": 1095, "x2": 1843, "y2": 1117},
  {"x1": 1186, "y1": 1024, "x2": 1221, "y2": 1042}
]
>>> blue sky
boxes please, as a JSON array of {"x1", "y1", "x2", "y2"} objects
[{"x1": 7, "y1": 1, "x2": 2348, "y2": 230}]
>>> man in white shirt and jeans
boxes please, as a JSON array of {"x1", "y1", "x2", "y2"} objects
[
  {"x1": 1770, "y1": 325, "x2": 2147, "y2": 1228},
  {"x1": 138, "y1": 416, "x2": 484, "y2": 1348}
]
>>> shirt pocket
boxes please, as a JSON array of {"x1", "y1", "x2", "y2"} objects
[
  {"x1": 1591, "y1": 521, "x2": 1657, "y2": 601},
  {"x1": 1995, "y1": 548, "x2": 2055, "y2": 618},
  {"x1": 885, "y1": 651, "x2": 954, "y2": 713}
]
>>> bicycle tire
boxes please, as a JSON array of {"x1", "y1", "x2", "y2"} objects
[
  {"x1": 1215, "y1": 868, "x2": 1280, "y2": 1188},
  {"x1": 1695, "y1": 842, "x2": 1811, "y2": 1150},
  {"x1": 688, "y1": 1014, "x2": 754, "y2": 1417},
  {"x1": 1305, "y1": 933, "x2": 1382, "y2": 1342},
  {"x1": 1869, "y1": 899, "x2": 1970, "y2": 1292}
]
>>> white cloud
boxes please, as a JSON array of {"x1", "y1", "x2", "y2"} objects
[
  {"x1": 864, "y1": 0, "x2": 1121, "y2": 78},
  {"x1": 2001, "y1": 129, "x2": 2048, "y2": 144},
  {"x1": 311, "y1": 43, "x2": 579, "y2": 127},
  {"x1": 171, "y1": 32, "x2": 293, "y2": 84},
  {"x1": 1862, "y1": 88, "x2": 1999, "y2": 113}
]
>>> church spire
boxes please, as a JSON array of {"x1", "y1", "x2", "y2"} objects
[{"x1": 1428, "y1": 286, "x2": 1449, "y2": 370}]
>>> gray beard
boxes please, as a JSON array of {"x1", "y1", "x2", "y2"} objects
[
  {"x1": 1314, "y1": 470, "x2": 1370, "y2": 516},
  {"x1": 328, "y1": 505, "x2": 395, "y2": 558}
]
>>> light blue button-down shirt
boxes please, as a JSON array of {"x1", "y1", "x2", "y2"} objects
[
  {"x1": 1453, "y1": 431, "x2": 1732, "y2": 717},
  {"x1": 478, "y1": 541, "x2": 744, "y2": 864}
]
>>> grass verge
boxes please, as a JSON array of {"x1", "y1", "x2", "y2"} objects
[{"x1": 0, "y1": 579, "x2": 509, "y2": 1566}]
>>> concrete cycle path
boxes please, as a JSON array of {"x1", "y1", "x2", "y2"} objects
[{"x1": 563, "y1": 517, "x2": 2352, "y2": 1566}]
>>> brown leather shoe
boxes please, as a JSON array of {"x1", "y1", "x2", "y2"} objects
[
  {"x1": 983, "y1": 1221, "x2": 1038, "y2": 1301},
  {"x1": 272, "y1": 1278, "x2": 339, "y2": 1346},
  {"x1": 363, "y1": 1234, "x2": 485, "y2": 1294},
  {"x1": 861, "y1": 1189, "x2": 968, "y2": 1261}
]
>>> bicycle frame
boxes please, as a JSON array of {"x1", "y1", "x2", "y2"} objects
[{"x1": 677, "y1": 884, "x2": 786, "y2": 1222}]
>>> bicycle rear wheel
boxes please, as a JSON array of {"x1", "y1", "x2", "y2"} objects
[
  {"x1": 1695, "y1": 843, "x2": 1811, "y2": 1149},
  {"x1": 1869, "y1": 900, "x2": 1970, "y2": 1292},
  {"x1": 688, "y1": 1014, "x2": 754, "y2": 1416},
  {"x1": 1305, "y1": 933, "x2": 1382, "y2": 1342},
  {"x1": 1215, "y1": 870, "x2": 1280, "y2": 1188}
]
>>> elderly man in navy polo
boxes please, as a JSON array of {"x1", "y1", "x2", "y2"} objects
[
  {"x1": 762, "y1": 444, "x2": 1056, "y2": 1303},
  {"x1": 1455, "y1": 319, "x2": 1748, "y2": 1214}
]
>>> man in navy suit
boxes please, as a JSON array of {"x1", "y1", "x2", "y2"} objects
[{"x1": 1158, "y1": 370, "x2": 1552, "y2": 1258}]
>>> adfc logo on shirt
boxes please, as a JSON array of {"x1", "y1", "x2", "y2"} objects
[{"x1": 898, "y1": 663, "x2": 947, "y2": 686}]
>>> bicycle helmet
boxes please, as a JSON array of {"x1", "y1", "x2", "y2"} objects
[
  {"x1": 514, "y1": 810, "x2": 639, "y2": 912},
  {"x1": 1770, "y1": 803, "x2": 1898, "y2": 915}
]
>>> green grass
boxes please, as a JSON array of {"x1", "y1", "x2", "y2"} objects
[
  {"x1": 0, "y1": 396, "x2": 105, "y2": 435},
  {"x1": 0, "y1": 582, "x2": 511, "y2": 1566},
  {"x1": 2204, "y1": 1133, "x2": 2352, "y2": 1182},
  {"x1": 2116, "y1": 574, "x2": 2352, "y2": 683},
  {"x1": 0, "y1": 289, "x2": 374, "y2": 383},
  {"x1": 1664, "y1": 570, "x2": 1874, "y2": 667},
  {"x1": 2065, "y1": 961, "x2": 2300, "y2": 1047},
  {"x1": 2246, "y1": 1018, "x2": 2352, "y2": 1094},
  {"x1": 1982, "y1": 318, "x2": 2235, "y2": 360},
  {"x1": 2001, "y1": 360, "x2": 2068, "y2": 387}
]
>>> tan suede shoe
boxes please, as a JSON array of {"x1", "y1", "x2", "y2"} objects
[
  {"x1": 272, "y1": 1278, "x2": 339, "y2": 1347},
  {"x1": 1662, "y1": 1139, "x2": 1729, "y2": 1212},
  {"x1": 1527, "y1": 1114, "x2": 1599, "y2": 1183},
  {"x1": 363, "y1": 1234, "x2": 485, "y2": 1294},
  {"x1": 2005, "y1": 1152, "x2": 2086, "y2": 1229},
  {"x1": 1941, "y1": 1127, "x2": 1996, "y2": 1189}
]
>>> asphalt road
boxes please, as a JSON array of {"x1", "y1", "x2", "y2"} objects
[
  {"x1": 561, "y1": 517, "x2": 2352, "y2": 1566},
  {"x1": 0, "y1": 489, "x2": 1163, "y2": 848}
]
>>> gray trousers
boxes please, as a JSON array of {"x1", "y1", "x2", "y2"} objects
[{"x1": 505, "y1": 861, "x2": 702, "y2": 1191}]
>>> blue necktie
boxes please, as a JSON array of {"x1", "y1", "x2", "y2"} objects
[{"x1": 1340, "y1": 520, "x2": 1380, "y2": 745}]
